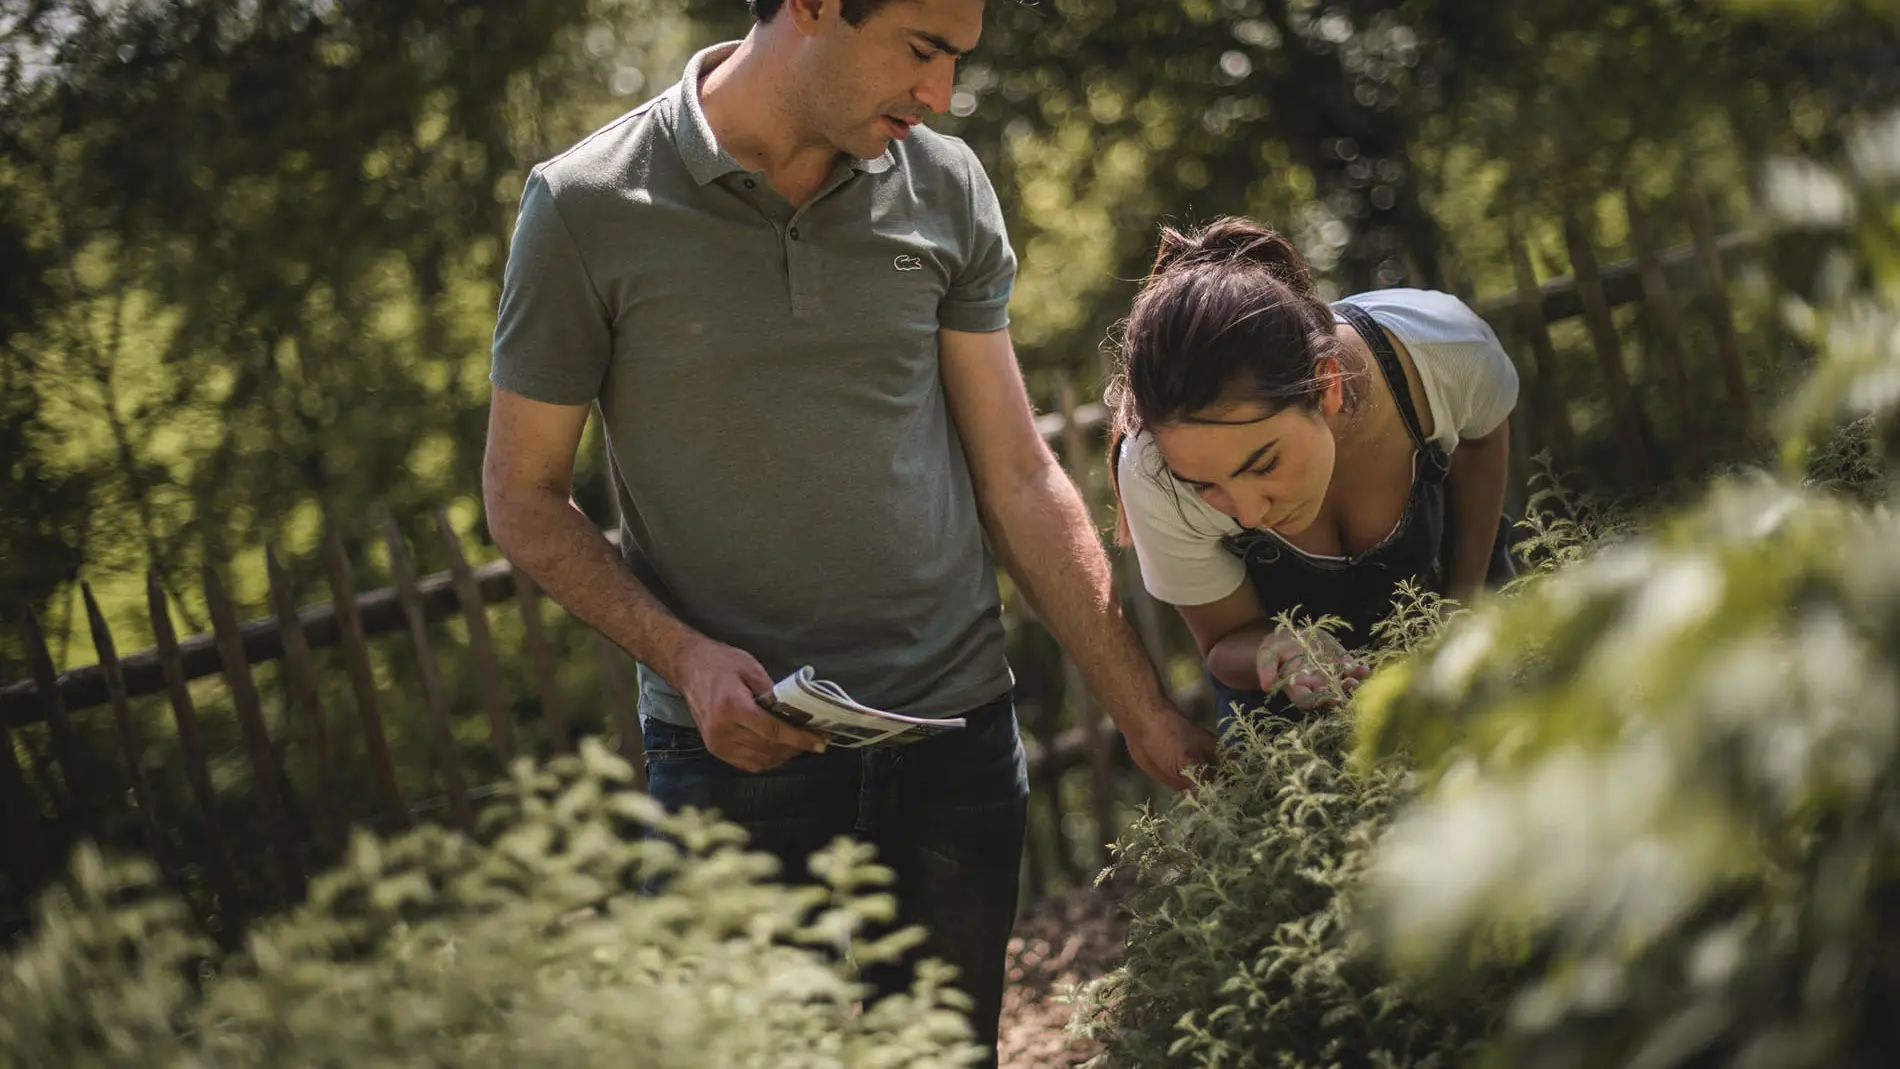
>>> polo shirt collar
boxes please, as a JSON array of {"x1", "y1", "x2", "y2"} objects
[{"x1": 673, "y1": 40, "x2": 895, "y2": 186}]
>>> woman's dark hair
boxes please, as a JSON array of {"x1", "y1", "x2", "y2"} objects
[{"x1": 1105, "y1": 217, "x2": 1351, "y2": 544}]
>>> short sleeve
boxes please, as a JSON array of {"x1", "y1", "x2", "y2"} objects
[
  {"x1": 1451, "y1": 335, "x2": 1520, "y2": 440},
  {"x1": 1116, "y1": 434, "x2": 1249, "y2": 607},
  {"x1": 1354, "y1": 289, "x2": 1520, "y2": 451},
  {"x1": 489, "y1": 170, "x2": 614, "y2": 406},
  {"x1": 938, "y1": 144, "x2": 1016, "y2": 333}
]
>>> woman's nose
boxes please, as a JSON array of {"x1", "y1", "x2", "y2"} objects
[{"x1": 1233, "y1": 490, "x2": 1274, "y2": 530}]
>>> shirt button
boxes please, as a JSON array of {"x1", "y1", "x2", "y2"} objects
[
  {"x1": 743, "y1": 178, "x2": 756, "y2": 189},
  {"x1": 789, "y1": 227, "x2": 801, "y2": 240}
]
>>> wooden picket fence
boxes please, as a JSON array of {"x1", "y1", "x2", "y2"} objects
[
  {"x1": 0, "y1": 187, "x2": 1764, "y2": 938},
  {"x1": 0, "y1": 506, "x2": 1156, "y2": 939}
]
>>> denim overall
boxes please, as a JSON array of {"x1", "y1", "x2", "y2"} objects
[{"x1": 1206, "y1": 301, "x2": 1516, "y2": 722}]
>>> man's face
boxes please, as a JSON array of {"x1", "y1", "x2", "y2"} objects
[{"x1": 795, "y1": 0, "x2": 985, "y2": 159}]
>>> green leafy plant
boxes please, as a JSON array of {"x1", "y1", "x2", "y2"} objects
[
  {"x1": 1071, "y1": 448, "x2": 1635, "y2": 1067},
  {"x1": 1079, "y1": 111, "x2": 1900, "y2": 1065},
  {"x1": 1347, "y1": 113, "x2": 1900, "y2": 1069},
  {"x1": 1070, "y1": 706, "x2": 1508, "y2": 1068},
  {"x1": 1506, "y1": 454, "x2": 1642, "y2": 578},
  {"x1": 0, "y1": 739, "x2": 984, "y2": 1069}
]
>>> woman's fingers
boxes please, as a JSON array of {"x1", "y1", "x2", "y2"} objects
[
  {"x1": 1259, "y1": 627, "x2": 1372, "y2": 706},
  {"x1": 1256, "y1": 634, "x2": 1301, "y2": 692}
]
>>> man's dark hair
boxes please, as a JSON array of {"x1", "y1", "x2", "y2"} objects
[{"x1": 749, "y1": 0, "x2": 905, "y2": 26}]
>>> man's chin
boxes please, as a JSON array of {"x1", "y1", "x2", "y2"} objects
[{"x1": 844, "y1": 133, "x2": 894, "y2": 159}]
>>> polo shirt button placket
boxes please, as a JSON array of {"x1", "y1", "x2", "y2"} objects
[{"x1": 786, "y1": 220, "x2": 818, "y2": 317}]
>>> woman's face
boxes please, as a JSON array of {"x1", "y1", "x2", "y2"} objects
[{"x1": 1150, "y1": 375, "x2": 1343, "y2": 534}]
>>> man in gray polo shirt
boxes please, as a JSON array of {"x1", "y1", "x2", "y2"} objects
[{"x1": 483, "y1": 0, "x2": 1215, "y2": 1057}]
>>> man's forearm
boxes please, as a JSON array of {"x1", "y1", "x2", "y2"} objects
[
  {"x1": 488, "y1": 490, "x2": 703, "y2": 683},
  {"x1": 979, "y1": 463, "x2": 1169, "y2": 727},
  {"x1": 1445, "y1": 434, "x2": 1511, "y2": 599}
]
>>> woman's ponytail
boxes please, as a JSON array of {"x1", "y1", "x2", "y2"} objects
[{"x1": 1147, "y1": 217, "x2": 1317, "y2": 297}]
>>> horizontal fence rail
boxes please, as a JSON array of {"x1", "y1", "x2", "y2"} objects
[
  {"x1": 1468, "y1": 228, "x2": 1757, "y2": 325},
  {"x1": 4, "y1": 558, "x2": 517, "y2": 727}
]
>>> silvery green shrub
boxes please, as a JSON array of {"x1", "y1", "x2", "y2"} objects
[
  {"x1": 1070, "y1": 704, "x2": 1511, "y2": 1068},
  {"x1": 0, "y1": 738, "x2": 983, "y2": 1069},
  {"x1": 1085, "y1": 106, "x2": 1900, "y2": 1069},
  {"x1": 1351, "y1": 113, "x2": 1900, "y2": 1069}
]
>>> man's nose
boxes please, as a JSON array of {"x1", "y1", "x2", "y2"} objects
[{"x1": 913, "y1": 60, "x2": 954, "y2": 114}]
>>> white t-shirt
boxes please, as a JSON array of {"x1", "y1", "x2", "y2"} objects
[{"x1": 1116, "y1": 288, "x2": 1519, "y2": 607}]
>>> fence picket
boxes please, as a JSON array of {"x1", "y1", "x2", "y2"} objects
[
  {"x1": 1562, "y1": 204, "x2": 1651, "y2": 479},
  {"x1": 22, "y1": 609, "x2": 88, "y2": 822},
  {"x1": 514, "y1": 571, "x2": 571, "y2": 756},
  {"x1": 0, "y1": 669, "x2": 45, "y2": 893},
  {"x1": 82, "y1": 583, "x2": 169, "y2": 872},
  {"x1": 437, "y1": 511, "x2": 516, "y2": 766},
  {"x1": 1057, "y1": 375, "x2": 1118, "y2": 864},
  {"x1": 383, "y1": 518, "x2": 473, "y2": 833},
  {"x1": 1508, "y1": 227, "x2": 1578, "y2": 456},
  {"x1": 266, "y1": 547, "x2": 349, "y2": 851},
  {"x1": 322, "y1": 521, "x2": 408, "y2": 830},
  {"x1": 593, "y1": 632, "x2": 644, "y2": 787},
  {"x1": 148, "y1": 571, "x2": 245, "y2": 932},
  {"x1": 204, "y1": 566, "x2": 305, "y2": 896},
  {"x1": 1625, "y1": 184, "x2": 1705, "y2": 471},
  {"x1": 1028, "y1": 635, "x2": 1084, "y2": 888},
  {"x1": 1686, "y1": 183, "x2": 1757, "y2": 439}
]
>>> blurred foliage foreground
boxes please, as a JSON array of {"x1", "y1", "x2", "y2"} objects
[
  {"x1": 5, "y1": 103, "x2": 1900, "y2": 1069},
  {"x1": 1, "y1": 738, "x2": 986, "y2": 1069}
]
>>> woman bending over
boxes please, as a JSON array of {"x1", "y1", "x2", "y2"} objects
[{"x1": 1108, "y1": 217, "x2": 1521, "y2": 722}]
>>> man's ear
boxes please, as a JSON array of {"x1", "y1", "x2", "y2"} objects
[{"x1": 783, "y1": 0, "x2": 833, "y2": 35}]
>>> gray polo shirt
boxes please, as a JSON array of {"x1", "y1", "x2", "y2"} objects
[{"x1": 490, "y1": 41, "x2": 1017, "y2": 727}]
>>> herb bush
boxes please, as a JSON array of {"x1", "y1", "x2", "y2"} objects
[
  {"x1": 0, "y1": 739, "x2": 983, "y2": 1069},
  {"x1": 1071, "y1": 703, "x2": 1509, "y2": 1068},
  {"x1": 1356, "y1": 116, "x2": 1900, "y2": 1069}
]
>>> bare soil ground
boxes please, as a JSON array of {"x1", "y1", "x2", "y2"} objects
[{"x1": 997, "y1": 881, "x2": 1130, "y2": 1069}]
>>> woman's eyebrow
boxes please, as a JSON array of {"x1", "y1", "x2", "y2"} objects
[{"x1": 1227, "y1": 440, "x2": 1278, "y2": 478}]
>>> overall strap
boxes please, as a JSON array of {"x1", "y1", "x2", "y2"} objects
[{"x1": 1335, "y1": 301, "x2": 1431, "y2": 453}]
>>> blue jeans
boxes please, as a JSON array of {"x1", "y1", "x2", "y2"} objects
[{"x1": 641, "y1": 695, "x2": 1028, "y2": 1067}]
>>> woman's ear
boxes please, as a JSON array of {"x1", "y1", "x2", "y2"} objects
[{"x1": 1317, "y1": 354, "x2": 1346, "y2": 418}]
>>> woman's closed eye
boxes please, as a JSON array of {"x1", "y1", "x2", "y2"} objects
[
  {"x1": 909, "y1": 45, "x2": 935, "y2": 62},
  {"x1": 1182, "y1": 461, "x2": 1276, "y2": 501}
]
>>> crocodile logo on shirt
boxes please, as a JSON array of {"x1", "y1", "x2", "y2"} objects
[{"x1": 893, "y1": 255, "x2": 925, "y2": 272}]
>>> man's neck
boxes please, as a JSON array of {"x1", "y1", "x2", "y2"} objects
[{"x1": 699, "y1": 33, "x2": 843, "y2": 204}]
